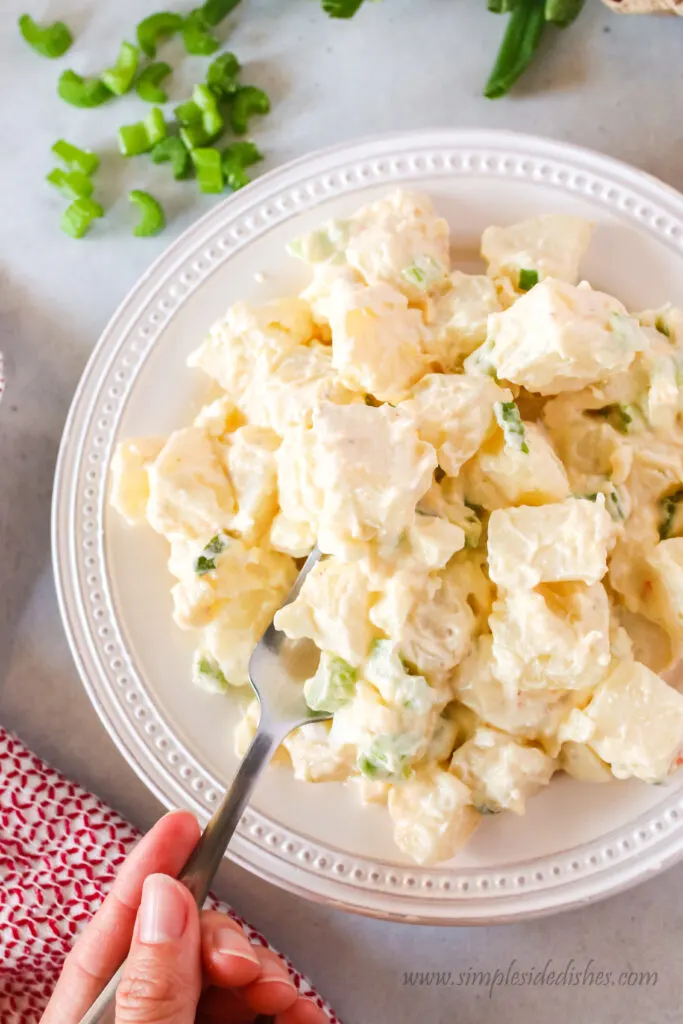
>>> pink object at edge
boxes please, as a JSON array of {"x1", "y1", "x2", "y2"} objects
[{"x1": 0, "y1": 725, "x2": 340, "y2": 1023}]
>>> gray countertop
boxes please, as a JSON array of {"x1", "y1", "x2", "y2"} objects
[{"x1": 2, "y1": 2, "x2": 683, "y2": 1021}]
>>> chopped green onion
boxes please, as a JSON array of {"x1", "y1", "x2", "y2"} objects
[
  {"x1": 193, "y1": 653, "x2": 229, "y2": 691},
  {"x1": 60, "y1": 198, "x2": 104, "y2": 239},
  {"x1": 518, "y1": 267, "x2": 539, "y2": 291},
  {"x1": 58, "y1": 70, "x2": 112, "y2": 108},
  {"x1": 175, "y1": 92, "x2": 223, "y2": 143},
  {"x1": 101, "y1": 41, "x2": 139, "y2": 96},
  {"x1": 201, "y1": 0, "x2": 242, "y2": 26},
  {"x1": 118, "y1": 123, "x2": 151, "y2": 157},
  {"x1": 545, "y1": 0, "x2": 585, "y2": 26},
  {"x1": 18, "y1": 14, "x2": 73, "y2": 58},
  {"x1": 484, "y1": 0, "x2": 546, "y2": 99},
  {"x1": 655, "y1": 316, "x2": 671, "y2": 339},
  {"x1": 129, "y1": 190, "x2": 166, "y2": 237},
  {"x1": 145, "y1": 107, "x2": 167, "y2": 145},
  {"x1": 321, "y1": 0, "x2": 366, "y2": 16},
  {"x1": 230, "y1": 85, "x2": 270, "y2": 134},
  {"x1": 207, "y1": 52, "x2": 241, "y2": 97},
  {"x1": 402, "y1": 264, "x2": 427, "y2": 288},
  {"x1": 52, "y1": 140, "x2": 99, "y2": 176},
  {"x1": 194, "y1": 531, "x2": 230, "y2": 574},
  {"x1": 304, "y1": 654, "x2": 357, "y2": 714},
  {"x1": 659, "y1": 490, "x2": 683, "y2": 540},
  {"x1": 152, "y1": 136, "x2": 192, "y2": 179},
  {"x1": 605, "y1": 488, "x2": 627, "y2": 523},
  {"x1": 475, "y1": 804, "x2": 502, "y2": 815},
  {"x1": 401, "y1": 255, "x2": 444, "y2": 291},
  {"x1": 222, "y1": 141, "x2": 262, "y2": 191},
  {"x1": 118, "y1": 108, "x2": 167, "y2": 157},
  {"x1": 586, "y1": 403, "x2": 634, "y2": 435},
  {"x1": 494, "y1": 400, "x2": 529, "y2": 453},
  {"x1": 223, "y1": 141, "x2": 262, "y2": 166},
  {"x1": 194, "y1": 83, "x2": 221, "y2": 114},
  {"x1": 488, "y1": 0, "x2": 518, "y2": 10},
  {"x1": 135, "y1": 61, "x2": 172, "y2": 103},
  {"x1": 175, "y1": 99, "x2": 203, "y2": 124},
  {"x1": 46, "y1": 167, "x2": 94, "y2": 199},
  {"x1": 193, "y1": 83, "x2": 224, "y2": 137},
  {"x1": 357, "y1": 735, "x2": 417, "y2": 781},
  {"x1": 182, "y1": 9, "x2": 220, "y2": 56},
  {"x1": 136, "y1": 11, "x2": 184, "y2": 58},
  {"x1": 191, "y1": 147, "x2": 224, "y2": 193},
  {"x1": 180, "y1": 123, "x2": 215, "y2": 149}
]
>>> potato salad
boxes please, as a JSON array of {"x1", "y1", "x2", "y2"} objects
[{"x1": 111, "y1": 189, "x2": 683, "y2": 865}]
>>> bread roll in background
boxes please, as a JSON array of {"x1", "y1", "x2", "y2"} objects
[{"x1": 601, "y1": 0, "x2": 682, "y2": 13}]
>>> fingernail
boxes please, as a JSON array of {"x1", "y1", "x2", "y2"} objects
[
  {"x1": 257, "y1": 971, "x2": 298, "y2": 992},
  {"x1": 213, "y1": 926, "x2": 261, "y2": 965},
  {"x1": 139, "y1": 874, "x2": 188, "y2": 944}
]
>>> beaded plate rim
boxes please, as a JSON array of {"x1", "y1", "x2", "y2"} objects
[{"x1": 53, "y1": 129, "x2": 683, "y2": 923}]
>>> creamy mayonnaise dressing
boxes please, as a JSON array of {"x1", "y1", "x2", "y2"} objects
[{"x1": 110, "y1": 190, "x2": 683, "y2": 865}]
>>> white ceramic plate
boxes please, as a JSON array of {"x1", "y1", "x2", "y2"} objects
[{"x1": 53, "y1": 130, "x2": 683, "y2": 924}]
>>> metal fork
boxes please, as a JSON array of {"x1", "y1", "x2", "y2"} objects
[{"x1": 81, "y1": 546, "x2": 326, "y2": 1023}]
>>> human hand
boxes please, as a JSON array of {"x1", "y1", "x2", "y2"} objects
[{"x1": 40, "y1": 810, "x2": 327, "y2": 1024}]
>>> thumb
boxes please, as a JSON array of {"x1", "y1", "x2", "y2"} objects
[{"x1": 116, "y1": 874, "x2": 202, "y2": 1024}]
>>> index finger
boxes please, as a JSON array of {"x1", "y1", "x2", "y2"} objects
[{"x1": 41, "y1": 808, "x2": 200, "y2": 1024}]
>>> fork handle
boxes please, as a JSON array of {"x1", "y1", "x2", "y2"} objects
[{"x1": 79, "y1": 724, "x2": 282, "y2": 1024}]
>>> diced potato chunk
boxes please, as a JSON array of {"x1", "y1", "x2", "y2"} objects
[
  {"x1": 270, "y1": 512, "x2": 316, "y2": 558},
  {"x1": 462, "y1": 421, "x2": 569, "y2": 510},
  {"x1": 487, "y1": 496, "x2": 616, "y2": 590},
  {"x1": 370, "y1": 560, "x2": 477, "y2": 679},
  {"x1": 222, "y1": 426, "x2": 280, "y2": 542},
  {"x1": 345, "y1": 189, "x2": 451, "y2": 301},
  {"x1": 559, "y1": 741, "x2": 612, "y2": 783},
  {"x1": 489, "y1": 582, "x2": 612, "y2": 692},
  {"x1": 147, "y1": 427, "x2": 235, "y2": 539},
  {"x1": 110, "y1": 437, "x2": 165, "y2": 525},
  {"x1": 561, "y1": 661, "x2": 683, "y2": 783},
  {"x1": 284, "y1": 722, "x2": 351, "y2": 782},
  {"x1": 451, "y1": 727, "x2": 556, "y2": 815},
  {"x1": 425, "y1": 272, "x2": 500, "y2": 367},
  {"x1": 471, "y1": 279, "x2": 649, "y2": 395},
  {"x1": 172, "y1": 537, "x2": 296, "y2": 635},
  {"x1": 240, "y1": 343, "x2": 358, "y2": 435},
  {"x1": 325, "y1": 278, "x2": 428, "y2": 402},
  {"x1": 481, "y1": 214, "x2": 593, "y2": 289},
  {"x1": 387, "y1": 766, "x2": 480, "y2": 864},
  {"x1": 188, "y1": 298, "x2": 315, "y2": 397},
  {"x1": 453, "y1": 636, "x2": 586, "y2": 753},
  {"x1": 193, "y1": 396, "x2": 244, "y2": 439},
  {"x1": 647, "y1": 538, "x2": 683, "y2": 643},
  {"x1": 275, "y1": 558, "x2": 375, "y2": 666},
  {"x1": 400, "y1": 373, "x2": 512, "y2": 476},
  {"x1": 276, "y1": 403, "x2": 437, "y2": 559}
]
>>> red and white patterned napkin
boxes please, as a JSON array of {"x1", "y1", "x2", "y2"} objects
[{"x1": 0, "y1": 726, "x2": 340, "y2": 1023}]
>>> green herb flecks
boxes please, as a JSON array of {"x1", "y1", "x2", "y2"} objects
[
  {"x1": 494, "y1": 400, "x2": 529, "y2": 453},
  {"x1": 129, "y1": 190, "x2": 166, "y2": 237},
  {"x1": 136, "y1": 62, "x2": 173, "y2": 103},
  {"x1": 137, "y1": 11, "x2": 184, "y2": 58},
  {"x1": 659, "y1": 490, "x2": 683, "y2": 541},
  {"x1": 19, "y1": 14, "x2": 73, "y2": 58},
  {"x1": 194, "y1": 531, "x2": 230, "y2": 574},
  {"x1": 518, "y1": 267, "x2": 539, "y2": 291},
  {"x1": 484, "y1": 0, "x2": 546, "y2": 99},
  {"x1": 101, "y1": 41, "x2": 140, "y2": 96},
  {"x1": 304, "y1": 654, "x2": 357, "y2": 714},
  {"x1": 586, "y1": 403, "x2": 636, "y2": 435},
  {"x1": 58, "y1": 70, "x2": 112, "y2": 108}
]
